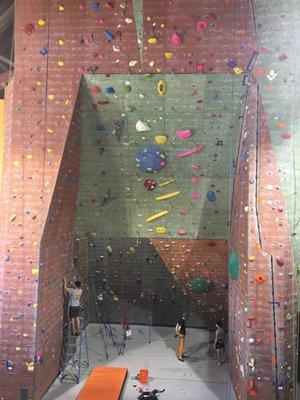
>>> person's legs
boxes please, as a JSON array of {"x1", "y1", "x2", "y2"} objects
[
  {"x1": 75, "y1": 316, "x2": 80, "y2": 334},
  {"x1": 70, "y1": 317, "x2": 76, "y2": 335},
  {"x1": 178, "y1": 335, "x2": 185, "y2": 360}
]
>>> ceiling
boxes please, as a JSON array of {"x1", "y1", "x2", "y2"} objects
[{"x1": 0, "y1": 0, "x2": 14, "y2": 98}]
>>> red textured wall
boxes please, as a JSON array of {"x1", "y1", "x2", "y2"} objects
[
  {"x1": 229, "y1": 81, "x2": 296, "y2": 399},
  {"x1": 151, "y1": 239, "x2": 228, "y2": 330}
]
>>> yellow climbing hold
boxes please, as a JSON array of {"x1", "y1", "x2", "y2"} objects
[
  {"x1": 159, "y1": 179, "x2": 175, "y2": 187},
  {"x1": 13, "y1": 160, "x2": 20, "y2": 167},
  {"x1": 48, "y1": 94, "x2": 55, "y2": 100},
  {"x1": 248, "y1": 256, "x2": 255, "y2": 262},
  {"x1": 58, "y1": 60, "x2": 65, "y2": 66},
  {"x1": 9, "y1": 214, "x2": 16, "y2": 222},
  {"x1": 146, "y1": 210, "x2": 169, "y2": 222},
  {"x1": 32, "y1": 269, "x2": 39, "y2": 275},
  {"x1": 157, "y1": 80, "x2": 167, "y2": 96},
  {"x1": 164, "y1": 52, "x2": 173, "y2": 59},
  {"x1": 58, "y1": 39, "x2": 64, "y2": 45},
  {"x1": 38, "y1": 19, "x2": 46, "y2": 26},
  {"x1": 58, "y1": 5, "x2": 65, "y2": 11},
  {"x1": 148, "y1": 37, "x2": 158, "y2": 44},
  {"x1": 154, "y1": 135, "x2": 168, "y2": 145},
  {"x1": 155, "y1": 226, "x2": 167, "y2": 234},
  {"x1": 233, "y1": 67, "x2": 244, "y2": 75},
  {"x1": 155, "y1": 191, "x2": 180, "y2": 201}
]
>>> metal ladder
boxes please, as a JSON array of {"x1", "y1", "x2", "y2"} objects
[{"x1": 60, "y1": 310, "x2": 89, "y2": 384}]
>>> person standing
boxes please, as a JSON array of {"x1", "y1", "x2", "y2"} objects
[
  {"x1": 175, "y1": 312, "x2": 187, "y2": 362},
  {"x1": 63, "y1": 278, "x2": 82, "y2": 336},
  {"x1": 214, "y1": 320, "x2": 227, "y2": 365}
]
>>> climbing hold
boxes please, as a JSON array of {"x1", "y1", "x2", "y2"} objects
[
  {"x1": 58, "y1": 60, "x2": 64, "y2": 66},
  {"x1": 177, "y1": 229, "x2": 187, "y2": 235},
  {"x1": 189, "y1": 276, "x2": 214, "y2": 294},
  {"x1": 197, "y1": 20, "x2": 207, "y2": 31},
  {"x1": 177, "y1": 144, "x2": 204, "y2": 158},
  {"x1": 129, "y1": 247, "x2": 135, "y2": 254},
  {"x1": 39, "y1": 47, "x2": 48, "y2": 56},
  {"x1": 96, "y1": 124, "x2": 106, "y2": 131},
  {"x1": 146, "y1": 210, "x2": 169, "y2": 222},
  {"x1": 171, "y1": 33, "x2": 181, "y2": 45},
  {"x1": 135, "y1": 120, "x2": 151, "y2": 132},
  {"x1": 286, "y1": 313, "x2": 292, "y2": 321},
  {"x1": 106, "y1": 245, "x2": 113, "y2": 254},
  {"x1": 144, "y1": 179, "x2": 156, "y2": 191},
  {"x1": 89, "y1": 86, "x2": 101, "y2": 94},
  {"x1": 113, "y1": 45, "x2": 120, "y2": 52},
  {"x1": 164, "y1": 52, "x2": 173, "y2": 59},
  {"x1": 247, "y1": 380, "x2": 257, "y2": 396},
  {"x1": 282, "y1": 131, "x2": 292, "y2": 139},
  {"x1": 254, "y1": 273, "x2": 266, "y2": 284},
  {"x1": 58, "y1": 39, "x2": 64, "y2": 45},
  {"x1": 196, "y1": 63, "x2": 204, "y2": 73},
  {"x1": 155, "y1": 191, "x2": 180, "y2": 201},
  {"x1": 159, "y1": 179, "x2": 175, "y2": 187},
  {"x1": 229, "y1": 250, "x2": 239, "y2": 279},
  {"x1": 233, "y1": 67, "x2": 243, "y2": 75},
  {"x1": 92, "y1": 2, "x2": 100, "y2": 12},
  {"x1": 58, "y1": 5, "x2": 64, "y2": 11},
  {"x1": 104, "y1": 87, "x2": 115, "y2": 94},
  {"x1": 191, "y1": 191, "x2": 199, "y2": 200},
  {"x1": 38, "y1": 19, "x2": 46, "y2": 26},
  {"x1": 154, "y1": 135, "x2": 168, "y2": 145},
  {"x1": 155, "y1": 226, "x2": 167, "y2": 234},
  {"x1": 206, "y1": 190, "x2": 216, "y2": 202},
  {"x1": 135, "y1": 145, "x2": 166, "y2": 173},
  {"x1": 176, "y1": 129, "x2": 192, "y2": 139},
  {"x1": 248, "y1": 256, "x2": 255, "y2": 262},
  {"x1": 9, "y1": 214, "x2": 17, "y2": 222},
  {"x1": 227, "y1": 59, "x2": 237, "y2": 68},
  {"x1": 24, "y1": 24, "x2": 35, "y2": 36},
  {"x1": 129, "y1": 60, "x2": 138, "y2": 67},
  {"x1": 104, "y1": 29, "x2": 115, "y2": 41},
  {"x1": 125, "y1": 18, "x2": 133, "y2": 24},
  {"x1": 157, "y1": 80, "x2": 166, "y2": 96},
  {"x1": 123, "y1": 84, "x2": 132, "y2": 93},
  {"x1": 276, "y1": 256, "x2": 285, "y2": 267},
  {"x1": 148, "y1": 37, "x2": 158, "y2": 44}
]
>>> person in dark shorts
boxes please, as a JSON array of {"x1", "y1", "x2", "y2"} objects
[
  {"x1": 175, "y1": 312, "x2": 187, "y2": 362},
  {"x1": 214, "y1": 321, "x2": 227, "y2": 365},
  {"x1": 63, "y1": 278, "x2": 82, "y2": 335}
]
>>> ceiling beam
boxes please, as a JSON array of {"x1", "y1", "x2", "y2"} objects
[{"x1": 0, "y1": 3, "x2": 14, "y2": 35}]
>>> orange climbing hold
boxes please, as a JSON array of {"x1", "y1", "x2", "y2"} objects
[{"x1": 254, "y1": 273, "x2": 266, "y2": 284}]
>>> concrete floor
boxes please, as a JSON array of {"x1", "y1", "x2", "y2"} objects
[{"x1": 43, "y1": 324, "x2": 236, "y2": 400}]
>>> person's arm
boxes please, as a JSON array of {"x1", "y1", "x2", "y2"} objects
[
  {"x1": 214, "y1": 329, "x2": 218, "y2": 347},
  {"x1": 63, "y1": 278, "x2": 72, "y2": 293}
]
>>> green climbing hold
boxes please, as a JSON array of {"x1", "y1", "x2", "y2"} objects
[
  {"x1": 143, "y1": 73, "x2": 153, "y2": 80},
  {"x1": 123, "y1": 84, "x2": 132, "y2": 93},
  {"x1": 189, "y1": 276, "x2": 214, "y2": 294},
  {"x1": 229, "y1": 250, "x2": 239, "y2": 280}
]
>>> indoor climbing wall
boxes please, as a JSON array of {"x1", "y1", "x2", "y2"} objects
[
  {"x1": 74, "y1": 73, "x2": 246, "y2": 238},
  {"x1": 229, "y1": 81, "x2": 296, "y2": 399},
  {"x1": 0, "y1": 1, "x2": 297, "y2": 400},
  {"x1": 87, "y1": 235, "x2": 203, "y2": 327}
]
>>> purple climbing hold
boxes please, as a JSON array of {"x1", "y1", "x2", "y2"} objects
[
  {"x1": 39, "y1": 47, "x2": 48, "y2": 56},
  {"x1": 92, "y1": 2, "x2": 100, "y2": 12},
  {"x1": 227, "y1": 59, "x2": 237, "y2": 68}
]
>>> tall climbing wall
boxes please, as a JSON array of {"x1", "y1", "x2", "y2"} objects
[
  {"x1": 0, "y1": 1, "x2": 297, "y2": 400},
  {"x1": 229, "y1": 81, "x2": 296, "y2": 399}
]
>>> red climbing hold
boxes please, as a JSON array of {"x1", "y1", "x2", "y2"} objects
[{"x1": 276, "y1": 256, "x2": 285, "y2": 267}]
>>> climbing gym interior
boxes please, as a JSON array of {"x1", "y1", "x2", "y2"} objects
[{"x1": 0, "y1": 1, "x2": 299, "y2": 400}]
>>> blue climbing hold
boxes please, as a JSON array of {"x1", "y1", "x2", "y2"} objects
[
  {"x1": 135, "y1": 145, "x2": 167, "y2": 173},
  {"x1": 97, "y1": 124, "x2": 106, "y2": 131},
  {"x1": 92, "y1": 2, "x2": 100, "y2": 12},
  {"x1": 104, "y1": 87, "x2": 115, "y2": 94},
  {"x1": 207, "y1": 190, "x2": 216, "y2": 202},
  {"x1": 227, "y1": 59, "x2": 237, "y2": 68},
  {"x1": 104, "y1": 29, "x2": 115, "y2": 42},
  {"x1": 39, "y1": 47, "x2": 48, "y2": 56}
]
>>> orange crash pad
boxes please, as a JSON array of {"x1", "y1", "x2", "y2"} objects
[{"x1": 77, "y1": 366, "x2": 128, "y2": 400}]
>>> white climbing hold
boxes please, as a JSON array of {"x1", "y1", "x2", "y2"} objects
[
  {"x1": 136, "y1": 120, "x2": 151, "y2": 132},
  {"x1": 129, "y1": 60, "x2": 138, "y2": 67},
  {"x1": 125, "y1": 18, "x2": 133, "y2": 23}
]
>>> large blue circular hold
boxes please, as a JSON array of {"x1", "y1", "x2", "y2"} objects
[{"x1": 135, "y1": 145, "x2": 166, "y2": 173}]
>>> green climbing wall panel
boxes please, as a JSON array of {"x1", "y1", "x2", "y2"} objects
[{"x1": 74, "y1": 74, "x2": 247, "y2": 239}]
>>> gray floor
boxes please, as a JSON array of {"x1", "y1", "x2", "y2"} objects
[{"x1": 43, "y1": 324, "x2": 236, "y2": 400}]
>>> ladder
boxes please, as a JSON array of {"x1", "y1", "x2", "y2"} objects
[{"x1": 60, "y1": 310, "x2": 90, "y2": 384}]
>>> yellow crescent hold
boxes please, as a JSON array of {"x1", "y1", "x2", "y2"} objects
[
  {"x1": 155, "y1": 191, "x2": 180, "y2": 201},
  {"x1": 146, "y1": 210, "x2": 169, "y2": 222}
]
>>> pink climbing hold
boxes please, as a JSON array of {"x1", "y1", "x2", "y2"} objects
[
  {"x1": 276, "y1": 256, "x2": 285, "y2": 267},
  {"x1": 176, "y1": 129, "x2": 192, "y2": 139},
  {"x1": 177, "y1": 229, "x2": 187, "y2": 235},
  {"x1": 282, "y1": 131, "x2": 292, "y2": 139},
  {"x1": 77, "y1": 66, "x2": 85, "y2": 74},
  {"x1": 191, "y1": 191, "x2": 199, "y2": 200},
  {"x1": 177, "y1": 144, "x2": 204, "y2": 158},
  {"x1": 196, "y1": 63, "x2": 204, "y2": 73},
  {"x1": 197, "y1": 20, "x2": 207, "y2": 31},
  {"x1": 191, "y1": 176, "x2": 200, "y2": 184},
  {"x1": 171, "y1": 33, "x2": 181, "y2": 45},
  {"x1": 179, "y1": 208, "x2": 188, "y2": 215},
  {"x1": 89, "y1": 86, "x2": 101, "y2": 94}
]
